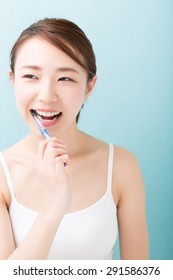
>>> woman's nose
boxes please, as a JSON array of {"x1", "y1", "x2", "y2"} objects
[{"x1": 38, "y1": 80, "x2": 58, "y2": 104}]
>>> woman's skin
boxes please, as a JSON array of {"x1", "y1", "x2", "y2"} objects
[{"x1": 0, "y1": 37, "x2": 149, "y2": 259}]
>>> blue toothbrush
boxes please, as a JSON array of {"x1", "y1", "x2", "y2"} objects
[
  {"x1": 31, "y1": 109, "x2": 66, "y2": 166},
  {"x1": 31, "y1": 110, "x2": 50, "y2": 139}
]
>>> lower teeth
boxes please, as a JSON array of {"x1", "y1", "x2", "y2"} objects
[{"x1": 37, "y1": 115, "x2": 59, "y2": 122}]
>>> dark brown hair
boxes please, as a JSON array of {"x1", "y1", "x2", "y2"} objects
[{"x1": 10, "y1": 18, "x2": 97, "y2": 122}]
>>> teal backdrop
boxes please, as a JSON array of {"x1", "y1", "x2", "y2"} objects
[{"x1": 0, "y1": 0, "x2": 172, "y2": 260}]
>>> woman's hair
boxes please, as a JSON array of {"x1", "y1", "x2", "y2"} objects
[{"x1": 10, "y1": 18, "x2": 97, "y2": 122}]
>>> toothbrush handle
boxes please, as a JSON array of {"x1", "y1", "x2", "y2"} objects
[{"x1": 39, "y1": 127, "x2": 50, "y2": 139}]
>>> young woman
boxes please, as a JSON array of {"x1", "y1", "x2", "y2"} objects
[{"x1": 0, "y1": 18, "x2": 148, "y2": 260}]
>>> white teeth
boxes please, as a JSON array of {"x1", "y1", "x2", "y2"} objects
[{"x1": 36, "y1": 110, "x2": 61, "y2": 117}]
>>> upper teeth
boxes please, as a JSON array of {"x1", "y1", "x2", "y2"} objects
[{"x1": 36, "y1": 110, "x2": 61, "y2": 117}]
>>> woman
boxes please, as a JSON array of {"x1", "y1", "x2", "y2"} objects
[{"x1": 0, "y1": 18, "x2": 148, "y2": 259}]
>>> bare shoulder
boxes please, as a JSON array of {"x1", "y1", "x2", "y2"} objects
[
  {"x1": 0, "y1": 157, "x2": 11, "y2": 208},
  {"x1": 114, "y1": 146, "x2": 142, "y2": 176},
  {"x1": 0, "y1": 141, "x2": 23, "y2": 208},
  {"x1": 112, "y1": 146, "x2": 144, "y2": 205}
]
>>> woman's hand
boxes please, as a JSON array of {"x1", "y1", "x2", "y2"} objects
[{"x1": 36, "y1": 137, "x2": 71, "y2": 217}]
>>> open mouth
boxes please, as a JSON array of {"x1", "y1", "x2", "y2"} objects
[{"x1": 30, "y1": 109, "x2": 62, "y2": 122}]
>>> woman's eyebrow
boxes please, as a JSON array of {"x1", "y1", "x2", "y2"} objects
[
  {"x1": 55, "y1": 67, "x2": 80, "y2": 74},
  {"x1": 21, "y1": 65, "x2": 41, "y2": 70},
  {"x1": 20, "y1": 65, "x2": 80, "y2": 74}
]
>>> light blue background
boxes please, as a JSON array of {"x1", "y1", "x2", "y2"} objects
[{"x1": 0, "y1": 0, "x2": 172, "y2": 260}]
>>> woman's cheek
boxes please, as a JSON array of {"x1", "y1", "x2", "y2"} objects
[{"x1": 14, "y1": 89, "x2": 33, "y2": 119}]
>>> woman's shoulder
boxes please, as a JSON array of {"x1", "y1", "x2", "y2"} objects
[
  {"x1": 1, "y1": 137, "x2": 29, "y2": 162},
  {"x1": 113, "y1": 144, "x2": 143, "y2": 185},
  {"x1": 0, "y1": 151, "x2": 11, "y2": 208},
  {"x1": 84, "y1": 136, "x2": 143, "y2": 206},
  {"x1": 113, "y1": 145, "x2": 140, "y2": 169},
  {"x1": 112, "y1": 145, "x2": 144, "y2": 205},
  {"x1": 81, "y1": 132, "x2": 139, "y2": 163},
  {"x1": 0, "y1": 140, "x2": 25, "y2": 198},
  {"x1": 80, "y1": 132, "x2": 141, "y2": 176},
  {"x1": 82, "y1": 132, "x2": 139, "y2": 164}
]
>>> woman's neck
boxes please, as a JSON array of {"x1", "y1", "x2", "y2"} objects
[{"x1": 24, "y1": 126, "x2": 87, "y2": 158}]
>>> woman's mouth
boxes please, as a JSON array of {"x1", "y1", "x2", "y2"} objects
[{"x1": 30, "y1": 109, "x2": 62, "y2": 126}]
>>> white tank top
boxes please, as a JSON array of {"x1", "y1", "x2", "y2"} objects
[{"x1": 0, "y1": 143, "x2": 118, "y2": 259}]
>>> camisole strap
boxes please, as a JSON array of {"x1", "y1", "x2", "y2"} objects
[
  {"x1": 0, "y1": 152, "x2": 15, "y2": 198},
  {"x1": 107, "y1": 143, "x2": 114, "y2": 193}
]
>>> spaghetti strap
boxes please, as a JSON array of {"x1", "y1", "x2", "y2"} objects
[
  {"x1": 0, "y1": 152, "x2": 15, "y2": 198},
  {"x1": 107, "y1": 143, "x2": 114, "y2": 193}
]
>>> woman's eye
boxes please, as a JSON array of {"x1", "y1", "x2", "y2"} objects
[
  {"x1": 58, "y1": 77, "x2": 73, "y2": 82},
  {"x1": 23, "y1": 74, "x2": 38, "y2": 79}
]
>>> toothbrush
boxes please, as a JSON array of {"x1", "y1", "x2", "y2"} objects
[
  {"x1": 31, "y1": 110, "x2": 50, "y2": 139},
  {"x1": 31, "y1": 109, "x2": 66, "y2": 166}
]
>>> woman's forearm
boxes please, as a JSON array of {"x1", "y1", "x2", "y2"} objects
[{"x1": 7, "y1": 209, "x2": 64, "y2": 260}]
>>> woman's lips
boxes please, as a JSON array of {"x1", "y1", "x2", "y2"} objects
[{"x1": 30, "y1": 109, "x2": 62, "y2": 127}]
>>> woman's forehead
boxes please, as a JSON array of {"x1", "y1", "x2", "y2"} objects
[{"x1": 14, "y1": 37, "x2": 87, "y2": 76}]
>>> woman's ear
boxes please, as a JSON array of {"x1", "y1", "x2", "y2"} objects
[
  {"x1": 8, "y1": 69, "x2": 15, "y2": 86},
  {"x1": 85, "y1": 75, "x2": 97, "y2": 100}
]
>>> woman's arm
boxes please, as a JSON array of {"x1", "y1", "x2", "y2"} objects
[
  {"x1": 0, "y1": 138, "x2": 71, "y2": 259},
  {"x1": 7, "y1": 204, "x2": 65, "y2": 259},
  {"x1": 0, "y1": 195, "x2": 15, "y2": 259},
  {"x1": 113, "y1": 147, "x2": 149, "y2": 260},
  {"x1": 0, "y1": 196, "x2": 64, "y2": 260}
]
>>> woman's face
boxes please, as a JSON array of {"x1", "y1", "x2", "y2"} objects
[{"x1": 10, "y1": 37, "x2": 96, "y2": 138}]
